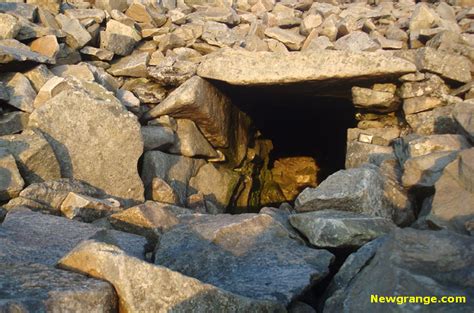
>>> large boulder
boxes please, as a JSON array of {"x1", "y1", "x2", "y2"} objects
[
  {"x1": 0, "y1": 208, "x2": 146, "y2": 266},
  {"x1": 28, "y1": 89, "x2": 144, "y2": 207},
  {"x1": 323, "y1": 229, "x2": 474, "y2": 313},
  {"x1": 154, "y1": 213, "x2": 334, "y2": 307},
  {"x1": 197, "y1": 49, "x2": 416, "y2": 87},
  {"x1": 295, "y1": 167, "x2": 395, "y2": 221},
  {"x1": 0, "y1": 148, "x2": 24, "y2": 201},
  {"x1": 426, "y1": 149, "x2": 474, "y2": 234},
  {"x1": 142, "y1": 76, "x2": 232, "y2": 148},
  {"x1": 0, "y1": 262, "x2": 117, "y2": 312},
  {"x1": 58, "y1": 240, "x2": 285, "y2": 312},
  {"x1": 289, "y1": 210, "x2": 396, "y2": 248}
]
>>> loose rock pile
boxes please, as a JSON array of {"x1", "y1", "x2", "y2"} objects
[{"x1": 0, "y1": 0, "x2": 473, "y2": 312}]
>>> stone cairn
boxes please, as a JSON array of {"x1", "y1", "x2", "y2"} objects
[{"x1": 0, "y1": 0, "x2": 473, "y2": 312}]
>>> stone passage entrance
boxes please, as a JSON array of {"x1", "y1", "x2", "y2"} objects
[{"x1": 228, "y1": 87, "x2": 357, "y2": 183}]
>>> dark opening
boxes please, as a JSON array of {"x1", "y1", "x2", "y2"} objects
[{"x1": 224, "y1": 86, "x2": 357, "y2": 183}]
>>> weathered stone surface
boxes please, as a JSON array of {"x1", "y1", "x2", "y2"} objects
[
  {"x1": 0, "y1": 129, "x2": 60, "y2": 184},
  {"x1": 0, "y1": 111, "x2": 28, "y2": 136},
  {"x1": 33, "y1": 76, "x2": 70, "y2": 108},
  {"x1": 59, "y1": 240, "x2": 285, "y2": 313},
  {"x1": 169, "y1": 119, "x2": 219, "y2": 158},
  {"x1": 459, "y1": 148, "x2": 474, "y2": 193},
  {"x1": 154, "y1": 213, "x2": 334, "y2": 306},
  {"x1": 141, "y1": 125, "x2": 175, "y2": 151},
  {"x1": 107, "y1": 52, "x2": 149, "y2": 77},
  {"x1": 296, "y1": 167, "x2": 395, "y2": 221},
  {"x1": 101, "y1": 20, "x2": 141, "y2": 56},
  {"x1": 399, "y1": 74, "x2": 449, "y2": 99},
  {"x1": 403, "y1": 96, "x2": 443, "y2": 115},
  {"x1": 29, "y1": 90, "x2": 144, "y2": 206},
  {"x1": 271, "y1": 156, "x2": 318, "y2": 201},
  {"x1": 264, "y1": 27, "x2": 305, "y2": 50},
  {"x1": 0, "y1": 149, "x2": 24, "y2": 201},
  {"x1": 334, "y1": 31, "x2": 380, "y2": 52},
  {"x1": 1, "y1": 72, "x2": 36, "y2": 113},
  {"x1": 148, "y1": 57, "x2": 197, "y2": 86},
  {"x1": 0, "y1": 13, "x2": 20, "y2": 40},
  {"x1": 289, "y1": 210, "x2": 396, "y2": 248},
  {"x1": 150, "y1": 177, "x2": 180, "y2": 204},
  {"x1": 29, "y1": 34, "x2": 59, "y2": 58},
  {"x1": 0, "y1": 262, "x2": 117, "y2": 313},
  {"x1": 55, "y1": 14, "x2": 91, "y2": 49},
  {"x1": 347, "y1": 127, "x2": 400, "y2": 146},
  {"x1": 323, "y1": 228, "x2": 474, "y2": 313},
  {"x1": 80, "y1": 46, "x2": 114, "y2": 61},
  {"x1": 352, "y1": 86, "x2": 399, "y2": 112},
  {"x1": 400, "y1": 134, "x2": 469, "y2": 161},
  {"x1": 189, "y1": 163, "x2": 240, "y2": 210},
  {"x1": 426, "y1": 155, "x2": 474, "y2": 234},
  {"x1": 453, "y1": 101, "x2": 474, "y2": 142},
  {"x1": 122, "y1": 78, "x2": 167, "y2": 103},
  {"x1": 60, "y1": 192, "x2": 121, "y2": 222},
  {"x1": 109, "y1": 201, "x2": 191, "y2": 242},
  {"x1": 23, "y1": 64, "x2": 54, "y2": 92},
  {"x1": 197, "y1": 49, "x2": 416, "y2": 86},
  {"x1": 0, "y1": 208, "x2": 146, "y2": 265},
  {"x1": 405, "y1": 105, "x2": 458, "y2": 135},
  {"x1": 95, "y1": 0, "x2": 128, "y2": 12},
  {"x1": 143, "y1": 76, "x2": 232, "y2": 148},
  {"x1": 141, "y1": 151, "x2": 205, "y2": 205},
  {"x1": 0, "y1": 39, "x2": 52, "y2": 64},
  {"x1": 51, "y1": 64, "x2": 95, "y2": 81},
  {"x1": 402, "y1": 151, "x2": 458, "y2": 189},
  {"x1": 0, "y1": 3, "x2": 36, "y2": 22},
  {"x1": 11, "y1": 179, "x2": 105, "y2": 213},
  {"x1": 416, "y1": 47, "x2": 472, "y2": 83},
  {"x1": 345, "y1": 141, "x2": 395, "y2": 169}
]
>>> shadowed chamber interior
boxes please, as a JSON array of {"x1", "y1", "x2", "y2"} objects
[{"x1": 226, "y1": 86, "x2": 357, "y2": 184}]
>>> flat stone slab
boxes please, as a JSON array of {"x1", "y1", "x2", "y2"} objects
[
  {"x1": 154, "y1": 212, "x2": 334, "y2": 306},
  {"x1": 197, "y1": 49, "x2": 416, "y2": 87},
  {"x1": 0, "y1": 208, "x2": 146, "y2": 266},
  {"x1": 0, "y1": 262, "x2": 117, "y2": 312}
]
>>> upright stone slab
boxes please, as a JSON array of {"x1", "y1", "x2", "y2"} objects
[{"x1": 28, "y1": 90, "x2": 144, "y2": 206}]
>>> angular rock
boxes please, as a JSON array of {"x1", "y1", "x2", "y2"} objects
[
  {"x1": 0, "y1": 13, "x2": 20, "y2": 40},
  {"x1": 401, "y1": 134, "x2": 470, "y2": 160},
  {"x1": 0, "y1": 111, "x2": 29, "y2": 136},
  {"x1": 201, "y1": 21, "x2": 237, "y2": 48},
  {"x1": 109, "y1": 201, "x2": 191, "y2": 242},
  {"x1": 189, "y1": 163, "x2": 240, "y2": 210},
  {"x1": 1, "y1": 72, "x2": 36, "y2": 113},
  {"x1": 403, "y1": 96, "x2": 443, "y2": 115},
  {"x1": 426, "y1": 155, "x2": 474, "y2": 234},
  {"x1": 33, "y1": 76, "x2": 70, "y2": 108},
  {"x1": 148, "y1": 57, "x2": 197, "y2": 87},
  {"x1": 345, "y1": 141, "x2": 395, "y2": 169},
  {"x1": 416, "y1": 47, "x2": 472, "y2": 84},
  {"x1": 143, "y1": 76, "x2": 232, "y2": 148},
  {"x1": 59, "y1": 240, "x2": 285, "y2": 312},
  {"x1": 154, "y1": 213, "x2": 334, "y2": 306},
  {"x1": 80, "y1": 46, "x2": 114, "y2": 61},
  {"x1": 11, "y1": 178, "x2": 104, "y2": 213},
  {"x1": 334, "y1": 31, "x2": 380, "y2": 52},
  {"x1": 0, "y1": 208, "x2": 146, "y2": 265},
  {"x1": 0, "y1": 149, "x2": 24, "y2": 201},
  {"x1": 107, "y1": 52, "x2": 149, "y2": 78},
  {"x1": 28, "y1": 89, "x2": 144, "y2": 206},
  {"x1": 347, "y1": 127, "x2": 400, "y2": 146},
  {"x1": 141, "y1": 125, "x2": 175, "y2": 151},
  {"x1": 453, "y1": 101, "x2": 474, "y2": 142},
  {"x1": 323, "y1": 228, "x2": 474, "y2": 313},
  {"x1": 399, "y1": 74, "x2": 449, "y2": 99},
  {"x1": 0, "y1": 262, "x2": 117, "y2": 313},
  {"x1": 141, "y1": 151, "x2": 205, "y2": 205},
  {"x1": 50, "y1": 64, "x2": 95, "y2": 81},
  {"x1": 0, "y1": 129, "x2": 61, "y2": 184},
  {"x1": 101, "y1": 20, "x2": 141, "y2": 56},
  {"x1": 29, "y1": 34, "x2": 59, "y2": 58},
  {"x1": 402, "y1": 151, "x2": 458, "y2": 189},
  {"x1": 405, "y1": 105, "x2": 458, "y2": 135},
  {"x1": 459, "y1": 148, "x2": 474, "y2": 193},
  {"x1": 95, "y1": 0, "x2": 128, "y2": 12},
  {"x1": 197, "y1": 49, "x2": 416, "y2": 86},
  {"x1": 64, "y1": 8, "x2": 106, "y2": 23},
  {"x1": 352, "y1": 86, "x2": 399, "y2": 112},
  {"x1": 60, "y1": 192, "x2": 122, "y2": 222},
  {"x1": 295, "y1": 167, "x2": 395, "y2": 221},
  {"x1": 0, "y1": 39, "x2": 53, "y2": 64},
  {"x1": 150, "y1": 177, "x2": 180, "y2": 204},
  {"x1": 23, "y1": 64, "x2": 54, "y2": 92},
  {"x1": 0, "y1": 3, "x2": 37, "y2": 21},
  {"x1": 55, "y1": 14, "x2": 91, "y2": 49},
  {"x1": 289, "y1": 210, "x2": 396, "y2": 248},
  {"x1": 169, "y1": 119, "x2": 219, "y2": 158},
  {"x1": 264, "y1": 27, "x2": 305, "y2": 51}
]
